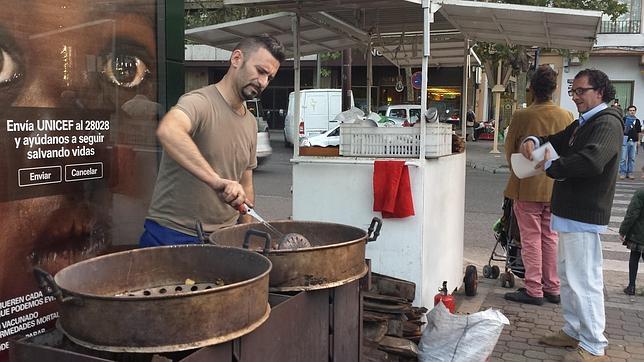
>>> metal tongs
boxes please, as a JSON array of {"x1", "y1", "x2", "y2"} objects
[{"x1": 238, "y1": 204, "x2": 284, "y2": 238}]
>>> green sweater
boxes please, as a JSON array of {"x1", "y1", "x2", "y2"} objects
[
  {"x1": 537, "y1": 107, "x2": 623, "y2": 225},
  {"x1": 619, "y1": 189, "x2": 644, "y2": 248}
]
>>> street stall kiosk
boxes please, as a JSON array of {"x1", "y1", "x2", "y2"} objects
[{"x1": 215, "y1": 0, "x2": 601, "y2": 307}]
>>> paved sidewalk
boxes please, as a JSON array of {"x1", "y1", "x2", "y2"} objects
[
  {"x1": 456, "y1": 270, "x2": 644, "y2": 361},
  {"x1": 465, "y1": 140, "x2": 511, "y2": 174},
  {"x1": 461, "y1": 139, "x2": 644, "y2": 361}
]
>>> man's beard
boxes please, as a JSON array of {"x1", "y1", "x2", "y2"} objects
[{"x1": 241, "y1": 84, "x2": 260, "y2": 100}]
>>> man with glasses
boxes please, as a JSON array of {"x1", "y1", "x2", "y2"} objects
[
  {"x1": 619, "y1": 105, "x2": 641, "y2": 179},
  {"x1": 520, "y1": 69, "x2": 622, "y2": 361}
]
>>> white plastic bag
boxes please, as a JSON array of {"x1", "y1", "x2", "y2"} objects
[
  {"x1": 418, "y1": 302, "x2": 509, "y2": 362},
  {"x1": 333, "y1": 107, "x2": 364, "y2": 124}
]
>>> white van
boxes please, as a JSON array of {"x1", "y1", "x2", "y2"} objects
[{"x1": 283, "y1": 89, "x2": 354, "y2": 146}]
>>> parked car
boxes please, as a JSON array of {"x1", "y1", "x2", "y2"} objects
[
  {"x1": 284, "y1": 89, "x2": 354, "y2": 147},
  {"x1": 246, "y1": 98, "x2": 272, "y2": 165},
  {"x1": 301, "y1": 124, "x2": 341, "y2": 147},
  {"x1": 377, "y1": 104, "x2": 422, "y2": 125}
]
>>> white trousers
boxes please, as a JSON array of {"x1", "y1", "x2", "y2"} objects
[{"x1": 558, "y1": 232, "x2": 608, "y2": 356}]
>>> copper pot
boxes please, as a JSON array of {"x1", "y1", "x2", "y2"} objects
[
  {"x1": 34, "y1": 244, "x2": 271, "y2": 353},
  {"x1": 210, "y1": 218, "x2": 381, "y2": 291}
]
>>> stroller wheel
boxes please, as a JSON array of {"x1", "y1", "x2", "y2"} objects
[
  {"x1": 483, "y1": 265, "x2": 492, "y2": 278},
  {"x1": 507, "y1": 273, "x2": 515, "y2": 288},
  {"x1": 491, "y1": 265, "x2": 500, "y2": 279},
  {"x1": 500, "y1": 272, "x2": 515, "y2": 288},
  {"x1": 464, "y1": 265, "x2": 478, "y2": 296},
  {"x1": 500, "y1": 273, "x2": 508, "y2": 288}
]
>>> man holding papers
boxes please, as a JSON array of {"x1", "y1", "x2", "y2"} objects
[
  {"x1": 520, "y1": 69, "x2": 623, "y2": 362},
  {"x1": 503, "y1": 65, "x2": 573, "y2": 307}
]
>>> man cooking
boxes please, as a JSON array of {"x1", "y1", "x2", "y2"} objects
[{"x1": 139, "y1": 34, "x2": 285, "y2": 247}]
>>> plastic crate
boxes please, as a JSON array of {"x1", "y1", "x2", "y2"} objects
[{"x1": 339, "y1": 123, "x2": 452, "y2": 157}]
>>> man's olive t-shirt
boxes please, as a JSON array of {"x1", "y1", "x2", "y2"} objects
[{"x1": 147, "y1": 84, "x2": 257, "y2": 235}]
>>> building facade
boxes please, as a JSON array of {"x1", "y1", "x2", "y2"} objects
[{"x1": 560, "y1": 0, "x2": 643, "y2": 115}]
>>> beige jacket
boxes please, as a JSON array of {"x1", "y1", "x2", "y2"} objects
[{"x1": 503, "y1": 101, "x2": 574, "y2": 202}]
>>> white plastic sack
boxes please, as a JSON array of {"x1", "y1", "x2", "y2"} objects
[
  {"x1": 333, "y1": 107, "x2": 365, "y2": 124},
  {"x1": 366, "y1": 111, "x2": 381, "y2": 123},
  {"x1": 418, "y1": 302, "x2": 509, "y2": 362}
]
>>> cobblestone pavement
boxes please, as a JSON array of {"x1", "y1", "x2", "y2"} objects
[{"x1": 461, "y1": 277, "x2": 644, "y2": 362}]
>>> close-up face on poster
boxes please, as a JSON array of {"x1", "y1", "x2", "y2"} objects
[{"x1": 0, "y1": 0, "x2": 160, "y2": 358}]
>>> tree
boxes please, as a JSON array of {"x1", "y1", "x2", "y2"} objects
[
  {"x1": 502, "y1": 0, "x2": 627, "y2": 21},
  {"x1": 185, "y1": 1, "x2": 273, "y2": 32}
]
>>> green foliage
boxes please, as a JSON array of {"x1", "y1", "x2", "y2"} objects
[
  {"x1": 320, "y1": 68, "x2": 333, "y2": 78},
  {"x1": 184, "y1": 3, "x2": 274, "y2": 45},
  {"x1": 500, "y1": 0, "x2": 628, "y2": 21},
  {"x1": 319, "y1": 51, "x2": 342, "y2": 61},
  {"x1": 185, "y1": 2, "x2": 274, "y2": 29}
]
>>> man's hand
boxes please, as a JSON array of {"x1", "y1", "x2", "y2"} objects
[
  {"x1": 534, "y1": 147, "x2": 550, "y2": 171},
  {"x1": 520, "y1": 139, "x2": 535, "y2": 160},
  {"x1": 211, "y1": 178, "x2": 248, "y2": 209}
]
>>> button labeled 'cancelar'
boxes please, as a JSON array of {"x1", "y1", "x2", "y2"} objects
[{"x1": 65, "y1": 162, "x2": 103, "y2": 182}]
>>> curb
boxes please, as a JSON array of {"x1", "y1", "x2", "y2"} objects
[{"x1": 466, "y1": 161, "x2": 511, "y2": 174}]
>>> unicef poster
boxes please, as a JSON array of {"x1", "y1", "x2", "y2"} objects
[{"x1": 0, "y1": 1, "x2": 161, "y2": 359}]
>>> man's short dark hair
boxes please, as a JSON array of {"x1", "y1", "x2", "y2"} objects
[
  {"x1": 530, "y1": 65, "x2": 558, "y2": 102},
  {"x1": 628, "y1": 105, "x2": 637, "y2": 111},
  {"x1": 233, "y1": 34, "x2": 286, "y2": 63},
  {"x1": 574, "y1": 69, "x2": 616, "y2": 103}
]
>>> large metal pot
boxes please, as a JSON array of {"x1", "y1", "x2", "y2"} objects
[
  {"x1": 210, "y1": 218, "x2": 381, "y2": 291},
  {"x1": 33, "y1": 244, "x2": 272, "y2": 353}
]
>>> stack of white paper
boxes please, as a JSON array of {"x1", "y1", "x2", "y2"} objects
[{"x1": 510, "y1": 142, "x2": 559, "y2": 179}]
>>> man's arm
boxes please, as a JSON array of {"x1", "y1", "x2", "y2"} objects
[
  {"x1": 520, "y1": 122, "x2": 576, "y2": 163},
  {"x1": 156, "y1": 109, "x2": 247, "y2": 208},
  {"x1": 238, "y1": 169, "x2": 255, "y2": 223},
  {"x1": 545, "y1": 119, "x2": 622, "y2": 179}
]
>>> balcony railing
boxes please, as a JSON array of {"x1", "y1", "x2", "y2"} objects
[{"x1": 599, "y1": 20, "x2": 641, "y2": 34}]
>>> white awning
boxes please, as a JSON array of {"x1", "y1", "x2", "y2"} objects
[
  {"x1": 185, "y1": 12, "x2": 369, "y2": 58},
  {"x1": 219, "y1": 0, "x2": 602, "y2": 66},
  {"x1": 437, "y1": 0, "x2": 601, "y2": 51}
]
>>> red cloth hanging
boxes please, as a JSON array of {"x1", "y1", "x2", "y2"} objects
[{"x1": 373, "y1": 160, "x2": 415, "y2": 218}]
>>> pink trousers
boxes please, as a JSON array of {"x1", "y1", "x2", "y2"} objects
[{"x1": 513, "y1": 200, "x2": 560, "y2": 297}]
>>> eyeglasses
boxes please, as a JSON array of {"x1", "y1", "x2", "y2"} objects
[{"x1": 568, "y1": 87, "x2": 597, "y2": 97}]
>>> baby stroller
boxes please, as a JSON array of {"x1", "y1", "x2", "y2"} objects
[{"x1": 483, "y1": 198, "x2": 525, "y2": 288}]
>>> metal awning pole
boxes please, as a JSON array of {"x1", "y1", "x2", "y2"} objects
[
  {"x1": 293, "y1": 14, "x2": 301, "y2": 158},
  {"x1": 367, "y1": 41, "x2": 373, "y2": 113},
  {"x1": 491, "y1": 60, "x2": 501, "y2": 154},
  {"x1": 461, "y1": 38, "x2": 469, "y2": 141},
  {"x1": 420, "y1": 0, "x2": 431, "y2": 161},
  {"x1": 316, "y1": 54, "x2": 321, "y2": 88}
]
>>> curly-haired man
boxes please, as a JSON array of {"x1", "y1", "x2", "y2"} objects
[{"x1": 520, "y1": 69, "x2": 623, "y2": 361}]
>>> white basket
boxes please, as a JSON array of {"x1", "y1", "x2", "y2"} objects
[{"x1": 339, "y1": 123, "x2": 452, "y2": 157}]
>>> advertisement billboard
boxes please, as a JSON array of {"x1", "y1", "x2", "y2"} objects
[{"x1": 0, "y1": 0, "x2": 161, "y2": 358}]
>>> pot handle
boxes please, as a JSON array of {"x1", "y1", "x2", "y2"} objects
[
  {"x1": 33, "y1": 267, "x2": 83, "y2": 306},
  {"x1": 367, "y1": 217, "x2": 383, "y2": 242},
  {"x1": 195, "y1": 219, "x2": 210, "y2": 244},
  {"x1": 243, "y1": 229, "x2": 272, "y2": 255}
]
